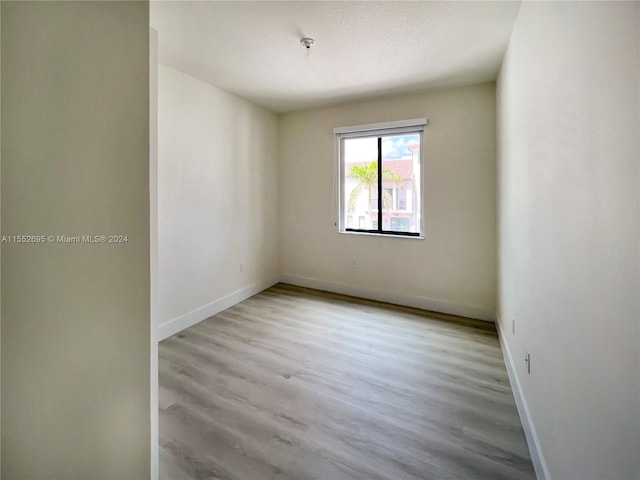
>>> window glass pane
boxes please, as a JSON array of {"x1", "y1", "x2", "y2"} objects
[
  {"x1": 343, "y1": 137, "x2": 378, "y2": 230},
  {"x1": 381, "y1": 133, "x2": 420, "y2": 233}
]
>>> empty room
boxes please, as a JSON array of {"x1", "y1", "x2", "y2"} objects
[{"x1": 1, "y1": 1, "x2": 639, "y2": 480}]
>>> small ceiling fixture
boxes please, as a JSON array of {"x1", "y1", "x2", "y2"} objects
[{"x1": 300, "y1": 37, "x2": 315, "y2": 58}]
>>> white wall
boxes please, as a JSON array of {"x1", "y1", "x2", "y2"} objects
[
  {"x1": 279, "y1": 84, "x2": 497, "y2": 320},
  {"x1": 156, "y1": 65, "x2": 279, "y2": 338},
  {"x1": 497, "y1": 2, "x2": 640, "y2": 479},
  {"x1": 1, "y1": 2, "x2": 150, "y2": 478}
]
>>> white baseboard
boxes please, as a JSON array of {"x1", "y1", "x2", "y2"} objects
[
  {"x1": 496, "y1": 314, "x2": 550, "y2": 480},
  {"x1": 280, "y1": 274, "x2": 496, "y2": 322},
  {"x1": 156, "y1": 276, "x2": 279, "y2": 341}
]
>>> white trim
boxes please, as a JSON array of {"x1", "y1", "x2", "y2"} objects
[
  {"x1": 280, "y1": 274, "x2": 495, "y2": 322},
  {"x1": 334, "y1": 117, "x2": 427, "y2": 135},
  {"x1": 496, "y1": 314, "x2": 550, "y2": 480},
  {"x1": 156, "y1": 276, "x2": 279, "y2": 341}
]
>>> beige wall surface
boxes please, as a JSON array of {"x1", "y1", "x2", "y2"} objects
[
  {"x1": 157, "y1": 64, "x2": 279, "y2": 327},
  {"x1": 279, "y1": 84, "x2": 497, "y2": 319},
  {"x1": 498, "y1": 2, "x2": 640, "y2": 478},
  {"x1": 1, "y1": 2, "x2": 150, "y2": 478}
]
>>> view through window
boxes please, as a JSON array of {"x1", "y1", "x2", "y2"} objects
[{"x1": 337, "y1": 120, "x2": 424, "y2": 237}]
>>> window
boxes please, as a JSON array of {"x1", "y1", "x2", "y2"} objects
[
  {"x1": 335, "y1": 118, "x2": 426, "y2": 237},
  {"x1": 390, "y1": 217, "x2": 410, "y2": 232}
]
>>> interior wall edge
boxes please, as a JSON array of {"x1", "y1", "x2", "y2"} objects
[{"x1": 149, "y1": 25, "x2": 159, "y2": 480}]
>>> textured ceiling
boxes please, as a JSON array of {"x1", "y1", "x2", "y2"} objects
[{"x1": 151, "y1": 1, "x2": 521, "y2": 113}]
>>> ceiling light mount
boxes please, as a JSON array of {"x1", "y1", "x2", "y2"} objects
[{"x1": 300, "y1": 37, "x2": 315, "y2": 57}]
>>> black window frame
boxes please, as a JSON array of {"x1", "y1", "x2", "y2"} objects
[{"x1": 336, "y1": 119, "x2": 426, "y2": 238}]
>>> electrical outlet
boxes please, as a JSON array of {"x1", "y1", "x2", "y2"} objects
[
  {"x1": 352, "y1": 260, "x2": 358, "y2": 270},
  {"x1": 512, "y1": 317, "x2": 516, "y2": 335},
  {"x1": 240, "y1": 262, "x2": 246, "y2": 273},
  {"x1": 525, "y1": 351, "x2": 531, "y2": 374}
]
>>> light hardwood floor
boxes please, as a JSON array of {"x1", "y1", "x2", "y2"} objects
[{"x1": 159, "y1": 284, "x2": 535, "y2": 480}]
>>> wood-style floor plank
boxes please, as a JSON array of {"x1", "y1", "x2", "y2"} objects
[{"x1": 159, "y1": 284, "x2": 535, "y2": 480}]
